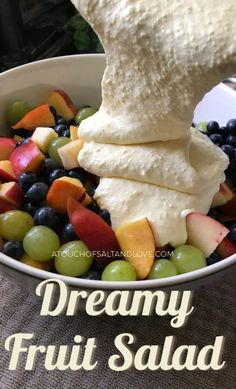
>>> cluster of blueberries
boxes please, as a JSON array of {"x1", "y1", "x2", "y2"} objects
[{"x1": 204, "y1": 118, "x2": 236, "y2": 184}]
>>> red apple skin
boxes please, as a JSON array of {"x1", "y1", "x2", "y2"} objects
[
  {"x1": 48, "y1": 90, "x2": 77, "y2": 120},
  {"x1": 0, "y1": 138, "x2": 16, "y2": 160},
  {"x1": 67, "y1": 197, "x2": 120, "y2": 268},
  {"x1": 0, "y1": 182, "x2": 24, "y2": 207},
  {"x1": 216, "y1": 236, "x2": 236, "y2": 258},
  {"x1": 0, "y1": 199, "x2": 18, "y2": 213},
  {"x1": 9, "y1": 139, "x2": 45, "y2": 177},
  {"x1": 0, "y1": 161, "x2": 17, "y2": 182}
]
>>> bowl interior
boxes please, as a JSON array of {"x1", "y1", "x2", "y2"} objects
[{"x1": 0, "y1": 54, "x2": 236, "y2": 290}]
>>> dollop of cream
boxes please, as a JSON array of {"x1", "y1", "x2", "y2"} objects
[{"x1": 72, "y1": 0, "x2": 236, "y2": 246}]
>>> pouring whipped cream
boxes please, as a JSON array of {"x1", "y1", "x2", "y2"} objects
[{"x1": 71, "y1": 0, "x2": 235, "y2": 247}]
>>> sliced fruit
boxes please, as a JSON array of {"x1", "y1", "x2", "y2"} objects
[
  {"x1": 47, "y1": 176, "x2": 86, "y2": 214},
  {"x1": 0, "y1": 160, "x2": 17, "y2": 182},
  {"x1": 216, "y1": 236, "x2": 236, "y2": 259},
  {"x1": 14, "y1": 135, "x2": 25, "y2": 142},
  {"x1": 0, "y1": 181, "x2": 23, "y2": 209},
  {"x1": 20, "y1": 254, "x2": 53, "y2": 271},
  {"x1": 186, "y1": 212, "x2": 229, "y2": 257},
  {"x1": 11, "y1": 104, "x2": 55, "y2": 131},
  {"x1": 115, "y1": 218, "x2": 155, "y2": 280},
  {"x1": 212, "y1": 182, "x2": 234, "y2": 208},
  {"x1": 58, "y1": 138, "x2": 84, "y2": 170},
  {"x1": 70, "y1": 125, "x2": 79, "y2": 140},
  {"x1": 10, "y1": 139, "x2": 45, "y2": 176},
  {"x1": 0, "y1": 199, "x2": 17, "y2": 213},
  {"x1": 67, "y1": 197, "x2": 120, "y2": 268},
  {"x1": 219, "y1": 193, "x2": 236, "y2": 217},
  {"x1": 31, "y1": 127, "x2": 58, "y2": 153},
  {"x1": 48, "y1": 90, "x2": 77, "y2": 121},
  {"x1": 0, "y1": 137, "x2": 16, "y2": 160}
]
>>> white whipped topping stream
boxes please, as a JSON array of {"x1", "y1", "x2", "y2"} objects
[{"x1": 72, "y1": 0, "x2": 235, "y2": 246}]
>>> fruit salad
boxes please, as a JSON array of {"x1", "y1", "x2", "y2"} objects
[{"x1": 0, "y1": 89, "x2": 236, "y2": 282}]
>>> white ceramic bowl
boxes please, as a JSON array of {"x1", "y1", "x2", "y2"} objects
[{"x1": 0, "y1": 54, "x2": 236, "y2": 292}]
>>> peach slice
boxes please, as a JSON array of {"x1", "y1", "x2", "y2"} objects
[
  {"x1": 70, "y1": 125, "x2": 79, "y2": 140},
  {"x1": 67, "y1": 197, "x2": 120, "y2": 268},
  {"x1": 20, "y1": 254, "x2": 54, "y2": 271},
  {"x1": 0, "y1": 137, "x2": 16, "y2": 160},
  {"x1": 115, "y1": 218, "x2": 155, "y2": 279},
  {"x1": 212, "y1": 182, "x2": 234, "y2": 208},
  {"x1": 0, "y1": 199, "x2": 18, "y2": 214},
  {"x1": 12, "y1": 104, "x2": 55, "y2": 130},
  {"x1": 10, "y1": 139, "x2": 45, "y2": 177},
  {"x1": 58, "y1": 138, "x2": 84, "y2": 170},
  {"x1": 186, "y1": 212, "x2": 229, "y2": 257},
  {"x1": 31, "y1": 127, "x2": 58, "y2": 153},
  {"x1": 0, "y1": 160, "x2": 17, "y2": 182},
  {"x1": 48, "y1": 90, "x2": 77, "y2": 121},
  {"x1": 47, "y1": 176, "x2": 86, "y2": 214}
]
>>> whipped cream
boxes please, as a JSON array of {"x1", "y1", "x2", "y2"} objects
[{"x1": 72, "y1": 0, "x2": 236, "y2": 246}]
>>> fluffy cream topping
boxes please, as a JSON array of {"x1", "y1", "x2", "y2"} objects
[{"x1": 71, "y1": 0, "x2": 236, "y2": 246}]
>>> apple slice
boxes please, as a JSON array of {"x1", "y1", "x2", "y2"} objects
[
  {"x1": 0, "y1": 160, "x2": 16, "y2": 182},
  {"x1": 67, "y1": 197, "x2": 120, "y2": 268},
  {"x1": 219, "y1": 193, "x2": 236, "y2": 217},
  {"x1": 48, "y1": 90, "x2": 77, "y2": 121},
  {"x1": 212, "y1": 182, "x2": 234, "y2": 207},
  {"x1": 0, "y1": 199, "x2": 17, "y2": 214},
  {"x1": 11, "y1": 104, "x2": 55, "y2": 130},
  {"x1": 57, "y1": 138, "x2": 84, "y2": 170},
  {"x1": 186, "y1": 212, "x2": 229, "y2": 257},
  {"x1": 31, "y1": 127, "x2": 58, "y2": 153},
  {"x1": 216, "y1": 236, "x2": 236, "y2": 258},
  {"x1": 70, "y1": 125, "x2": 79, "y2": 141},
  {"x1": 115, "y1": 218, "x2": 155, "y2": 279},
  {"x1": 10, "y1": 139, "x2": 45, "y2": 177},
  {"x1": 47, "y1": 176, "x2": 86, "y2": 214},
  {"x1": 0, "y1": 181, "x2": 23, "y2": 208},
  {"x1": 0, "y1": 137, "x2": 16, "y2": 160}
]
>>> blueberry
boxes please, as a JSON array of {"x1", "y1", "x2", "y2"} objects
[
  {"x1": 34, "y1": 207, "x2": 61, "y2": 231},
  {"x1": 18, "y1": 172, "x2": 38, "y2": 193},
  {"x1": 88, "y1": 201, "x2": 100, "y2": 214},
  {"x1": 220, "y1": 144, "x2": 235, "y2": 160},
  {"x1": 207, "y1": 251, "x2": 222, "y2": 266},
  {"x1": 228, "y1": 224, "x2": 236, "y2": 243},
  {"x1": 209, "y1": 133, "x2": 223, "y2": 145},
  {"x1": 22, "y1": 202, "x2": 38, "y2": 216},
  {"x1": 207, "y1": 208, "x2": 220, "y2": 221},
  {"x1": 207, "y1": 121, "x2": 219, "y2": 135},
  {"x1": 49, "y1": 168, "x2": 67, "y2": 185},
  {"x1": 81, "y1": 270, "x2": 101, "y2": 280},
  {"x1": 2, "y1": 240, "x2": 24, "y2": 260},
  {"x1": 26, "y1": 182, "x2": 49, "y2": 205},
  {"x1": 40, "y1": 158, "x2": 59, "y2": 176},
  {"x1": 49, "y1": 105, "x2": 57, "y2": 116},
  {"x1": 54, "y1": 124, "x2": 68, "y2": 136},
  {"x1": 62, "y1": 223, "x2": 78, "y2": 242},
  {"x1": 68, "y1": 168, "x2": 87, "y2": 184},
  {"x1": 226, "y1": 118, "x2": 236, "y2": 134},
  {"x1": 100, "y1": 209, "x2": 111, "y2": 225},
  {"x1": 226, "y1": 135, "x2": 236, "y2": 147},
  {"x1": 62, "y1": 129, "x2": 71, "y2": 138},
  {"x1": 57, "y1": 118, "x2": 68, "y2": 125}
]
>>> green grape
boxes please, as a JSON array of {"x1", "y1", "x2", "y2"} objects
[
  {"x1": 23, "y1": 226, "x2": 60, "y2": 262},
  {"x1": 195, "y1": 121, "x2": 208, "y2": 132},
  {"x1": 148, "y1": 259, "x2": 178, "y2": 279},
  {"x1": 48, "y1": 137, "x2": 71, "y2": 166},
  {"x1": 101, "y1": 260, "x2": 137, "y2": 281},
  {"x1": 75, "y1": 107, "x2": 96, "y2": 125},
  {"x1": 55, "y1": 240, "x2": 93, "y2": 277},
  {"x1": 0, "y1": 210, "x2": 34, "y2": 241},
  {"x1": 6, "y1": 101, "x2": 31, "y2": 126},
  {"x1": 170, "y1": 245, "x2": 206, "y2": 274}
]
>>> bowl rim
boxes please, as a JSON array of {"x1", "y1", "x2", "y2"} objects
[{"x1": 0, "y1": 53, "x2": 236, "y2": 290}]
